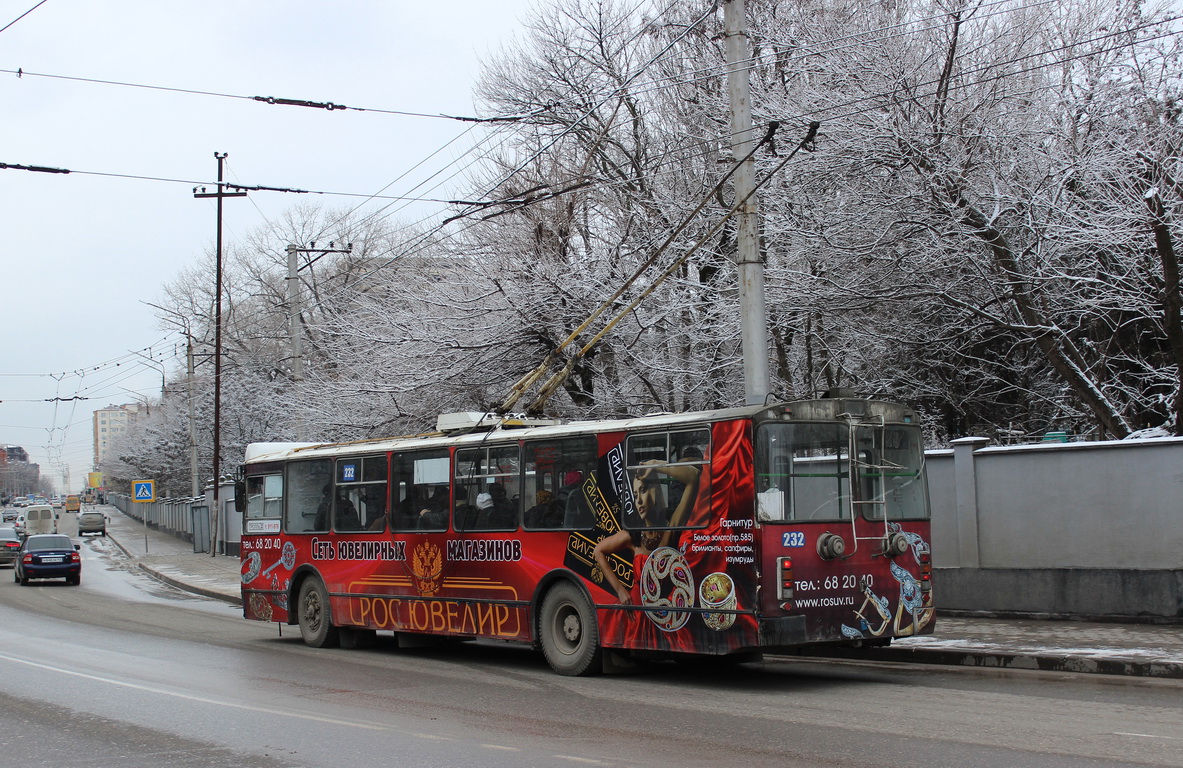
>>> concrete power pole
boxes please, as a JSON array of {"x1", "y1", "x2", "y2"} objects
[
  {"x1": 186, "y1": 336, "x2": 199, "y2": 498},
  {"x1": 724, "y1": 0, "x2": 771, "y2": 406},
  {"x1": 286, "y1": 245, "x2": 304, "y2": 441}
]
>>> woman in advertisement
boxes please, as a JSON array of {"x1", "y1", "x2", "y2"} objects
[{"x1": 592, "y1": 458, "x2": 701, "y2": 605}]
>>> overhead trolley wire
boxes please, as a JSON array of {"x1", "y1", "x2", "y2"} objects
[
  {"x1": 0, "y1": 0, "x2": 49, "y2": 36},
  {"x1": 7, "y1": 10, "x2": 1170, "y2": 271},
  {"x1": 266, "y1": 12, "x2": 1182, "y2": 335},
  {"x1": 0, "y1": 66, "x2": 552, "y2": 123},
  {"x1": 626, "y1": 0, "x2": 1065, "y2": 101},
  {"x1": 294, "y1": 0, "x2": 666, "y2": 251},
  {"x1": 8, "y1": 3, "x2": 1177, "y2": 342}
]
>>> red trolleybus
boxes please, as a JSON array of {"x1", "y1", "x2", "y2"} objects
[{"x1": 237, "y1": 393, "x2": 933, "y2": 675}]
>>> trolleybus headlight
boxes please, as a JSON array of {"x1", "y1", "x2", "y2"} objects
[{"x1": 816, "y1": 532, "x2": 846, "y2": 560}]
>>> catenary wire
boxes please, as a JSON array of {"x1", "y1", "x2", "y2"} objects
[{"x1": 0, "y1": 0, "x2": 49, "y2": 36}]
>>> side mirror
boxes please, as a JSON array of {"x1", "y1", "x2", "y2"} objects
[{"x1": 233, "y1": 478, "x2": 247, "y2": 514}]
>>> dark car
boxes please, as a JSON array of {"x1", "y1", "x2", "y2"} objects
[
  {"x1": 0, "y1": 526, "x2": 20, "y2": 566},
  {"x1": 14, "y1": 534, "x2": 81, "y2": 585}
]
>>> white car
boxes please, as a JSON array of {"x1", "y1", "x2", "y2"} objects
[{"x1": 23, "y1": 505, "x2": 57, "y2": 536}]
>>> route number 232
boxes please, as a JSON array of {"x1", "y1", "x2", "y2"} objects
[{"x1": 782, "y1": 531, "x2": 806, "y2": 548}]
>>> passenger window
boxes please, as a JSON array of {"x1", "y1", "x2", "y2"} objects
[
  {"x1": 454, "y1": 445, "x2": 520, "y2": 531},
  {"x1": 334, "y1": 456, "x2": 387, "y2": 532},
  {"x1": 522, "y1": 437, "x2": 598, "y2": 530},
  {"x1": 623, "y1": 428, "x2": 711, "y2": 531},
  {"x1": 284, "y1": 459, "x2": 332, "y2": 533},
  {"x1": 391, "y1": 450, "x2": 450, "y2": 532},
  {"x1": 245, "y1": 475, "x2": 283, "y2": 519}
]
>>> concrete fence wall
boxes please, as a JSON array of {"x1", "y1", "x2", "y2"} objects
[{"x1": 927, "y1": 437, "x2": 1183, "y2": 619}]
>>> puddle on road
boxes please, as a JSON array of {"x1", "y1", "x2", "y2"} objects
[{"x1": 80, "y1": 537, "x2": 224, "y2": 606}]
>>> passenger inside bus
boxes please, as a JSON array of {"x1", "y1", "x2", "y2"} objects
[
  {"x1": 475, "y1": 483, "x2": 515, "y2": 529},
  {"x1": 362, "y1": 486, "x2": 388, "y2": 531},
  {"x1": 336, "y1": 494, "x2": 362, "y2": 531},
  {"x1": 525, "y1": 489, "x2": 563, "y2": 528},
  {"x1": 418, "y1": 487, "x2": 448, "y2": 530},
  {"x1": 561, "y1": 471, "x2": 593, "y2": 528},
  {"x1": 313, "y1": 484, "x2": 334, "y2": 530}
]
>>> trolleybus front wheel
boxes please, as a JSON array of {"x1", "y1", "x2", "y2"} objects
[
  {"x1": 298, "y1": 578, "x2": 340, "y2": 648},
  {"x1": 539, "y1": 581, "x2": 601, "y2": 676}
]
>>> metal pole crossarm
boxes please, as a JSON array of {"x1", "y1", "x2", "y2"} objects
[
  {"x1": 0, "y1": 162, "x2": 70, "y2": 173},
  {"x1": 193, "y1": 189, "x2": 248, "y2": 199},
  {"x1": 252, "y1": 95, "x2": 350, "y2": 111}
]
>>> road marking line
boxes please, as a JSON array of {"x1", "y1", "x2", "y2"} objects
[
  {"x1": 1114, "y1": 732, "x2": 1183, "y2": 741},
  {"x1": 553, "y1": 757, "x2": 612, "y2": 765},
  {"x1": 0, "y1": 651, "x2": 385, "y2": 730}
]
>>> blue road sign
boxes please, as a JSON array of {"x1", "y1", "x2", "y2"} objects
[{"x1": 133, "y1": 480, "x2": 156, "y2": 503}]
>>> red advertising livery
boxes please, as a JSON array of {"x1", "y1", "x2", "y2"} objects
[{"x1": 238, "y1": 394, "x2": 933, "y2": 674}]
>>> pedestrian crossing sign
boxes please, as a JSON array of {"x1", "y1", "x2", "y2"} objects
[{"x1": 133, "y1": 480, "x2": 155, "y2": 503}]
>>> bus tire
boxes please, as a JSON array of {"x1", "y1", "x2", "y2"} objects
[
  {"x1": 539, "y1": 581, "x2": 601, "y2": 676},
  {"x1": 297, "y1": 578, "x2": 339, "y2": 648}
]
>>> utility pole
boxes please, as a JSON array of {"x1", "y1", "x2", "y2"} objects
[
  {"x1": 724, "y1": 0, "x2": 771, "y2": 405},
  {"x1": 187, "y1": 335, "x2": 199, "y2": 498},
  {"x1": 194, "y1": 152, "x2": 246, "y2": 556},
  {"x1": 285, "y1": 241, "x2": 351, "y2": 440}
]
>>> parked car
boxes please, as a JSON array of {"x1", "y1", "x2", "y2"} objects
[
  {"x1": 77, "y1": 511, "x2": 106, "y2": 536},
  {"x1": 22, "y1": 505, "x2": 57, "y2": 536},
  {"x1": 14, "y1": 534, "x2": 81, "y2": 585},
  {"x1": 0, "y1": 526, "x2": 21, "y2": 566}
]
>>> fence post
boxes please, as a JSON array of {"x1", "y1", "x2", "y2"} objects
[{"x1": 950, "y1": 436, "x2": 989, "y2": 569}]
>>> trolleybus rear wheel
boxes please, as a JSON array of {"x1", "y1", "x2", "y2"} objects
[
  {"x1": 298, "y1": 578, "x2": 339, "y2": 648},
  {"x1": 539, "y1": 581, "x2": 601, "y2": 676}
]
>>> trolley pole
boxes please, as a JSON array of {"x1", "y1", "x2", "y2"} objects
[
  {"x1": 194, "y1": 153, "x2": 246, "y2": 556},
  {"x1": 724, "y1": 0, "x2": 771, "y2": 405}
]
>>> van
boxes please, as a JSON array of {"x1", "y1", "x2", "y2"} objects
[
  {"x1": 64, "y1": 495, "x2": 81, "y2": 513},
  {"x1": 23, "y1": 505, "x2": 57, "y2": 536}
]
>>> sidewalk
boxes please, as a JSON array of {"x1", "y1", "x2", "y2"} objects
[
  {"x1": 104, "y1": 504, "x2": 242, "y2": 605},
  {"x1": 100, "y1": 506, "x2": 1183, "y2": 680}
]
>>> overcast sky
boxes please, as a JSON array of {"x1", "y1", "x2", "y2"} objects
[{"x1": 1, "y1": 0, "x2": 541, "y2": 492}]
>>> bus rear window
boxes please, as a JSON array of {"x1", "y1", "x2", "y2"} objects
[
  {"x1": 856, "y1": 425, "x2": 930, "y2": 521},
  {"x1": 756, "y1": 423, "x2": 929, "y2": 521},
  {"x1": 756, "y1": 423, "x2": 851, "y2": 521}
]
